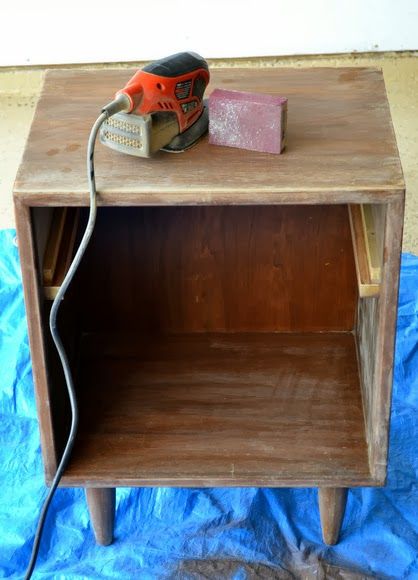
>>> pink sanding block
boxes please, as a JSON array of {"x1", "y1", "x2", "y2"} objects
[{"x1": 209, "y1": 89, "x2": 287, "y2": 154}]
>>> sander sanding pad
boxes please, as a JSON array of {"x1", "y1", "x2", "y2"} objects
[{"x1": 209, "y1": 89, "x2": 287, "y2": 154}]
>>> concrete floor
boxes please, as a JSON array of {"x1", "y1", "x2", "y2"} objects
[{"x1": 0, "y1": 52, "x2": 417, "y2": 252}]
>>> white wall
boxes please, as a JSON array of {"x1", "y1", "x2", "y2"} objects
[{"x1": 1, "y1": 0, "x2": 417, "y2": 67}]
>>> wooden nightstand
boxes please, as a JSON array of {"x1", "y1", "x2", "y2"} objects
[{"x1": 14, "y1": 67, "x2": 404, "y2": 546}]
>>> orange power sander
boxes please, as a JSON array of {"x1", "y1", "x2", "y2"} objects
[{"x1": 100, "y1": 52, "x2": 210, "y2": 157}]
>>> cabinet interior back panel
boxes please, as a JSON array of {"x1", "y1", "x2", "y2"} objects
[{"x1": 76, "y1": 205, "x2": 357, "y2": 333}]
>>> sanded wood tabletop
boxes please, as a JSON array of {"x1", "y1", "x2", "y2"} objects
[{"x1": 14, "y1": 67, "x2": 404, "y2": 206}]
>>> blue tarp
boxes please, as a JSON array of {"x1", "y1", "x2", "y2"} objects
[{"x1": 1, "y1": 227, "x2": 417, "y2": 579}]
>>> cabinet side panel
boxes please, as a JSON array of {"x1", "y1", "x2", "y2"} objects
[
  {"x1": 357, "y1": 296, "x2": 379, "y2": 449},
  {"x1": 355, "y1": 203, "x2": 385, "y2": 454},
  {"x1": 370, "y1": 199, "x2": 404, "y2": 481},
  {"x1": 356, "y1": 200, "x2": 404, "y2": 481},
  {"x1": 32, "y1": 207, "x2": 81, "y2": 475},
  {"x1": 13, "y1": 200, "x2": 58, "y2": 480}
]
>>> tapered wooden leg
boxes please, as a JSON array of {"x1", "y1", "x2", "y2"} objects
[
  {"x1": 318, "y1": 487, "x2": 347, "y2": 545},
  {"x1": 85, "y1": 487, "x2": 116, "y2": 546}
]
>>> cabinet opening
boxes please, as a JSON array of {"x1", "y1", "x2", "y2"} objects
[{"x1": 34, "y1": 204, "x2": 376, "y2": 487}]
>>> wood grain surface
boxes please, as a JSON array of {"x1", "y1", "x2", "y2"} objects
[
  {"x1": 76, "y1": 205, "x2": 357, "y2": 333},
  {"x1": 61, "y1": 332, "x2": 372, "y2": 487},
  {"x1": 14, "y1": 68, "x2": 404, "y2": 206}
]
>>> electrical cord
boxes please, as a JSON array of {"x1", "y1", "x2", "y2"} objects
[{"x1": 23, "y1": 111, "x2": 108, "y2": 580}]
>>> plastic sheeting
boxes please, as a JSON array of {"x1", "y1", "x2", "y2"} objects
[{"x1": 1, "y1": 227, "x2": 418, "y2": 579}]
